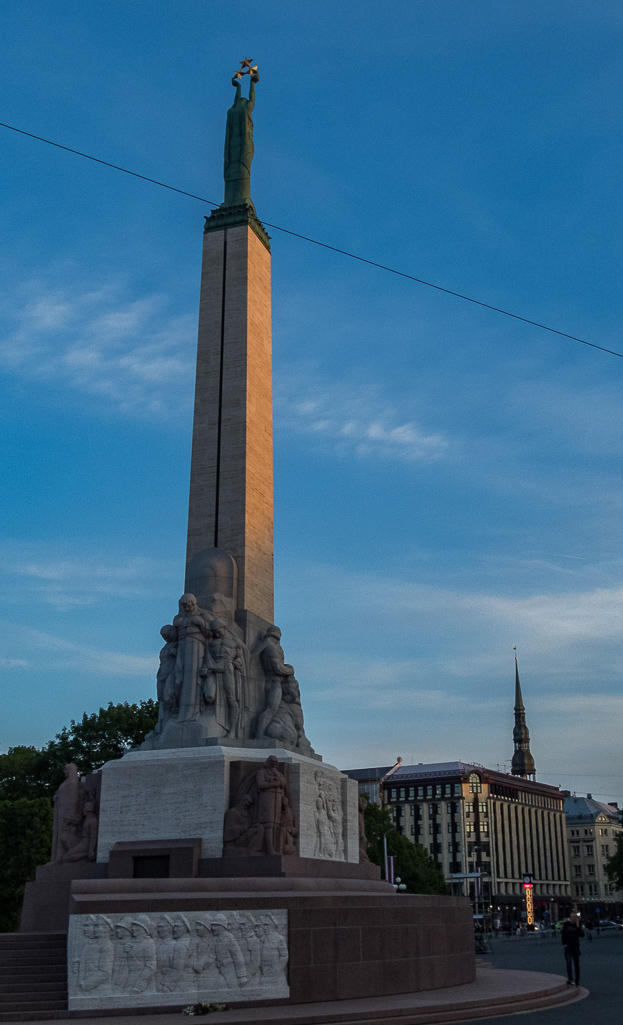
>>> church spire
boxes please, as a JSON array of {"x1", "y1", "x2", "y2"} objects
[{"x1": 511, "y1": 649, "x2": 536, "y2": 779}]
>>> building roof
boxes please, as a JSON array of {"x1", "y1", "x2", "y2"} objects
[
  {"x1": 343, "y1": 760, "x2": 562, "y2": 796},
  {"x1": 564, "y1": 795, "x2": 621, "y2": 825}
]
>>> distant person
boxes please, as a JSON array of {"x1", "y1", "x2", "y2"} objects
[
  {"x1": 585, "y1": 920, "x2": 594, "y2": 943},
  {"x1": 561, "y1": 912, "x2": 584, "y2": 987}
]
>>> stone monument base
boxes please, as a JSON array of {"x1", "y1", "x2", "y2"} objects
[
  {"x1": 95, "y1": 746, "x2": 360, "y2": 864},
  {"x1": 66, "y1": 878, "x2": 475, "y2": 1012}
]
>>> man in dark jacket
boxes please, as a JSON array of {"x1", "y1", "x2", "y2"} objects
[{"x1": 561, "y1": 911, "x2": 584, "y2": 986}]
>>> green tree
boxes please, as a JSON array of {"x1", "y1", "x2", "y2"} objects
[
  {"x1": 606, "y1": 831, "x2": 623, "y2": 891},
  {"x1": 41, "y1": 699, "x2": 158, "y2": 792},
  {"x1": 364, "y1": 798, "x2": 449, "y2": 895},
  {"x1": 0, "y1": 798, "x2": 53, "y2": 931},
  {"x1": 0, "y1": 746, "x2": 52, "y2": 801}
]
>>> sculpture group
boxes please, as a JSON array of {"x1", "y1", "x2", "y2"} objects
[
  {"x1": 151, "y1": 594, "x2": 313, "y2": 754},
  {"x1": 224, "y1": 756, "x2": 298, "y2": 857},
  {"x1": 51, "y1": 763, "x2": 99, "y2": 864},
  {"x1": 69, "y1": 910, "x2": 289, "y2": 1004}
]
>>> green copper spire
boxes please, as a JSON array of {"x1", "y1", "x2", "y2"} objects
[
  {"x1": 511, "y1": 652, "x2": 536, "y2": 779},
  {"x1": 204, "y1": 59, "x2": 270, "y2": 250}
]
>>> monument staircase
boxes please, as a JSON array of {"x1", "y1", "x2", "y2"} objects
[{"x1": 0, "y1": 933, "x2": 67, "y2": 1021}]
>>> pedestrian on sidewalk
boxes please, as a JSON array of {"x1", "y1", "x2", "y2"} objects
[{"x1": 561, "y1": 912, "x2": 584, "y2": 987}]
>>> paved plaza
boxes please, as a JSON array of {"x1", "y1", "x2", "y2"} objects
[{"x1": 477, "y1": 928, "x2": 621, "y2": 1024}]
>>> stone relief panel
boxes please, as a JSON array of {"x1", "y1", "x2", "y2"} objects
[
  {"x1": 312, "y1": 770, "x2": 345, "y2": 860},
  {"x1": 223, "y1": 757, "x2": 298, "y2": 857},
  {"x1": 68, "y1": 910, "x2": 289, "y2": 1010}
]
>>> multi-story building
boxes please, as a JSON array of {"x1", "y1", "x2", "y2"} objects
[
  {"x1": 564, "y1": 794, "x2": 623, "y2": 917},
  {"x1": 344, "y1": 659, "x2": 572, "y2": 925},
  {"x1": 345, "y1": 759, "x2": 571, "y2": 925}
]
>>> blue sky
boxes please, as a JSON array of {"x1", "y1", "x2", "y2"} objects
[{"x1": 1, "y1": 1, "x2": 622, "y2": 803}]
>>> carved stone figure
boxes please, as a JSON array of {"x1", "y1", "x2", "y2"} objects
[
  {"x1": 224, "y1": 71, "x2": 259, "y2": 206},
  {"x1": 210, "y1": 914, "x2": 248, "y2": 989},
  {"x1": 237, "y1": 915, "x2": 261, "y2": 986},
  {"x1": 167, "y1": 916, "x2": 193, "y2": 992},
  {"x1": 51, "y1": 765, "x2": 99, "y2": 864},
  {"x1": 192, "y1": 917, "x2": 218, "y2": 989},
  {"x1": 156, "y1": 626, "x2": 178, "y2": 718},
  {"x1": 154, "y1": 916, "x2": 176, "y2": 993},
  {"x1": 259, "y1": 914, "x2": 288, "y2": 986},
  {"x1": 63, "y1": 796, "x2": 98, "y2": 863},
  {"x1": 358, "y1": 794, "x2": 369, "y2": 862},
  {"x1": 126, "y1": 917, "x2": 157, "y2": 994},
  {"x1": 111, "y1": 918, "x2": 134, "y2": 992},
  {"x1": 51, "y1": 763, "x2": 80, "y2": 862},
  {"x1": 170, "y1": 594, "x2": 212, "y2": 721},
  {"x1": 71, "y1": 915, "x2": 113, "y2": 994},
  {"x1": 256, "y1": 755, "x2": 289, "y2": 857},
  {"x1": 223, "y1": 794, "x2": 263, "y2": 855},
  {"x1": 256, "y1": 627, "x2": 294, "y2": 739},
  {"x1": 223, "y1": 757, "x2": 298, "y2": 857},
  {"x1": 202, "y1": 619, "x2": 244, "y2": 737},
  {"x1": 313, "y1": 770, "x2": 344, "y2": 860}
]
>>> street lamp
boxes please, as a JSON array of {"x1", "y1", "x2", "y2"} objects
[{"x1": 394, "y1": 876, "x2": 407, "y2": 892}]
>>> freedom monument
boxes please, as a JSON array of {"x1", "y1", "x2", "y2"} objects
[{"x1": 20, "y1": 63, "x2": 475, "y2": 1017}]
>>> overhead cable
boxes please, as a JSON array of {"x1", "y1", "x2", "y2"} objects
[{"x1": 2, "y1": 119, "x2": 622, "y2": 361}]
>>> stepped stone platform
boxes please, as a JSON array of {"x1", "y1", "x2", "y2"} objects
[
  {"x1": 0, "y1": 962, "x2": 588, "y2": 1024},
  {"x1": 0, "y1": 933, "x2": 67, "y2": 1022}
]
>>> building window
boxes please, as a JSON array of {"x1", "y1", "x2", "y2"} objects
[
  {"x1": 585, "y1": 845, "x2": 593, "y2": 856},
  {"x1": 466, "y1": 822, "x2": 474, "y2": 834},
  {"x1": 574, "y1": 866, "x2": 582, "y2": 877},
  {"x1": 410, "y1": 825, "x2": 415, "y2": 836},
  {"x1": 601, "y1": 845, "x2": 609, "y2": 856},
  {"x1": 435, "y1": 785, "x2": 442, "y2": 798},
  {"x1": 408, "y1": 787, "x2": 414, "y2": 799},
  {"x1": 587, "y1": 865, "x2": 595, "y2": 875},
  {"x1": 426, "y1": 786, "x2": 432, "y2": 798},
  {"x1": 446, "y1": 803, "x2": 453, "y2": 814},
  {"x1": 399, "y1": 788, "x2": 405, "y2": 800},
  {"x1": 468, "y1": 773, "x2": 482, "y2": 794},
  {"x1": 390, "y1": 789, "x2": 396, "y2": 801},
  {"x1": 444, "y1": 784, "x2": 451, "y2": 796},
  {"x1": 417, "y1": 786, "x2": 424, "y2": 798},
  {"x1": 453, "y1": 783, "x2": 461, "y2": 796},
  {"x1": 572, "y1": 846, "x2": 580, "y2": 857},
  {"x1": 429, "y1": 823, "x2": 434, "y2": 835},
  {"x1": 478, "y1": 802, "x2": 487, "y2": 816},
  {"x1": 481, "y1": 821, "x2": 489, "y2": 833}
]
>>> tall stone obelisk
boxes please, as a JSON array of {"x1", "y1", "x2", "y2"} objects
[{"x1": 185, "y1": 66, "x2": 274, "y2": 627}]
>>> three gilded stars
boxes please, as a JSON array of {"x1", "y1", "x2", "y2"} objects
[{"x1": 235, "y1": 57, "x2": 258, "y2": 79}]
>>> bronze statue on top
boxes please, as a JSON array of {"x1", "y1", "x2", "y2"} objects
[{"x1": 224, "y1": 59, "x2": 259, "y2": 207}]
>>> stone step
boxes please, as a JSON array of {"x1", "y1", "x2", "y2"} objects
[
  {"x1": 0, "y1": 1000, "x2": 67, "y2": 1016},
  {"x1": 0, "y1": 974, "x2": 66, "y2": 990},
  {"x1": 0, "y1": 1014, "x2": 67, "y2": 1023},
  {"x1": 0, "y1": 939, "x2": 65, "y2": 949},
  {"x1": 0, "y1": 981, "x2": 67, "y2": 995}
]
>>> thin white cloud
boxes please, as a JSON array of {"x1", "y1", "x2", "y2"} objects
[
  {"x1": 0, "y1": 541, "x2": 180, "y2": 610},
  {"x1": 0, "y1": 279, "x2": 195, "y2": 419},
  {"x1": 0, "y1": 658, "x2": 29, "y2": 669},
  {"x1": 0, "y1": 622, "x2": 155, "y2": 678},
  {"x1": 274, "y1": 365, "x2": 448, "y2": 462}
]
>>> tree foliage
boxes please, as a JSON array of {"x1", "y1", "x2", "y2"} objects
[
  {"x1": 0, "y1": 700, "x2": 159, "y2": 801},
  {"x1": 0, "y1": 699, "x2": 159, "y2": 929},
  {"x1": 606, "y1": 831, "x2": 623, "y2": 891},
  {"x1": 0, "y1": 798, "x2": 53, "y2": 932},
  {"x1": 364, "y1": 798, "x2": 450, "y2": 895}
]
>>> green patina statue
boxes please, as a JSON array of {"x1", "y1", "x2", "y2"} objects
[
  {"x1": 204, "y1": 60, "x2": 270, "y2": 249},
  {"x1": 223, "y1": 68, "x2": 259, "y2": 206}
]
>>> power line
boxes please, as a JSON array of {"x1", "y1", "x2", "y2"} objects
[{"x1": 2, "y1": 119, "x2": 623, "y2": 361}]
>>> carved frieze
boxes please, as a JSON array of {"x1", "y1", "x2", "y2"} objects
[{"x1": 68, "y1": 910, "x2": 289, "y2": 1010}]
